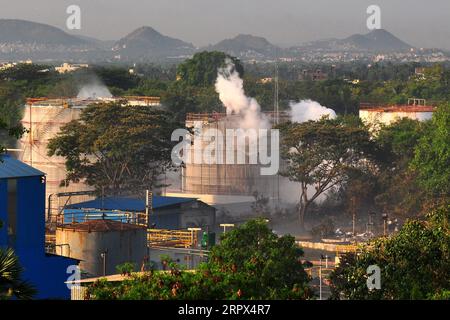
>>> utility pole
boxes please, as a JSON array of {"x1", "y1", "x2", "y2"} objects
[
  {"x1": 319, "y1": 259, "x2": 323, "y2": 300},
  {"x1": 382, "y1": 213, "x2": 388, "y2": 236},
  {"x1": 100, "y1": 251, "x2": 107, "y2": 276},
  {"x1": 351, "y1": 196, "x2": 356, "y2": 237},
  {"x1": 273, "y1": 62, "x2": 279, "y2": 125},
  {"x1": 145, "y1": 190, "x2": 152, "y2": 228},
  {"x1": 29, "y1": 100, "x2": 33, "y2": 166}
]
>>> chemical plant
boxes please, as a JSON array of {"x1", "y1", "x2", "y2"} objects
[{"x1": 2, "y1": 90, "x2": 438, "y2": 299}]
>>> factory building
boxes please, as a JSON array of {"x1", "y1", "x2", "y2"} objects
[
  {"x1": 15, "y1": 96, "x2": 161, "y2": 208},
  {"x1": 0, "y1": 155, "x2": 79, "y2": 299},
  {"x1": 63, "y1": 195, "x2": 216, "y2": 230},
  {"x1": 166, "y1": 111, "x2": 302, "y2": 215}
]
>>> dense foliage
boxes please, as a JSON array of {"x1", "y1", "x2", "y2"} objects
[
  {"x1": 86, "y1": 219, "x2": 313, "y2": 300},
  {"x1": 47, "y1": 102, "x2": 181, "y2": 196},
  {"x1": 176, "y1": 51, "x2": 244, "y2": 87},
  {"x1": 279, "y1": 115, "x2": 380, "y2": 228},
  {"x1": 329, "y1": 205, "x2": 450, "y2": 300},
  {"x1": 411, "y1": 103, "x2": 450, "y2": 197},
  {"x1": 0, "y1": 248, "x2": 36, "y2": 300}
]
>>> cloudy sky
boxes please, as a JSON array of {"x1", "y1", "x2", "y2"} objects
[{"x1": 0, "y1": 0, "x2": 449, "y2": 49}]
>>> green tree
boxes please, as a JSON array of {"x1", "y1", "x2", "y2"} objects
[
  {"x1": 374, "y1": 118, "x2": 429, "y2": 217},
  {"x1": 47, "y1": 102, "x2": 181, "y2": 196},
  {"x1": 86, "y1": 219, "x2": 313, "y2": 300},
  {"x1": 329, "y1": 205, "x2": 450, "y2": 300},
  {"x1": 176, "y1": 51, "x2": 244, "y2": 87},
  {"x1": 0, "y1": 248, "x2": 36, "y2": 300},
  {"x1": 411, "y1": 104, "x2": 450, "y2": 197},
  {"x1": 279, "y1": 115, "x2": 379, "y2": 229}
]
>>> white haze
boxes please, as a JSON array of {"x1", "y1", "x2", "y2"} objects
[
  {"x1": 213, "y1": 64, "x2": 338, "y2": 207},
  {"x1": 77, "y1": 82, "x2": 112, "y2": 99},
  {"x1": 278, "y1": 100, "x2": 338, "y2": 206},
  {"x1": 289, "y1": 99, "x2": 336, "y2": 123},
  {"x1": 215, "y1": 60, "x2": 269, "y2": 129}
]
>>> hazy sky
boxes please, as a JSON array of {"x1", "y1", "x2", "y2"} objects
[{"x1": 0, "y1": 0, "x2": 449, "y2": 49}]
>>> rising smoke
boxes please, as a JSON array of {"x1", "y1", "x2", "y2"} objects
[
  {"x1": 77, "y1": 80, "x2": 112, "y2": 99},
  {"x1": 215, "y1": 60, "x2": 269, "y2": 129},
  {"x1": 213, "y1": 62, "x2": 338, "y2": 207},
  {"x1": 289, "y1": 99, "x2": 336, "y2": 123}
]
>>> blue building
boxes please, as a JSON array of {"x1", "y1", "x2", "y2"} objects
[
  {"x1": 0, "y1": 155, "x2": 78, "y2": 299},
  {"x1": 65, "y1": 196, "x2": 216, "y2": 230}
]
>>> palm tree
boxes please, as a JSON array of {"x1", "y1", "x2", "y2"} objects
[{"x1": 0, "y1": 248, "x2": 36, "y2": 300}]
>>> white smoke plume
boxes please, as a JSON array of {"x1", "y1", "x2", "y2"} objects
[
  {"x1": 77, "y1": 80, "x2": 112, "y2": 99},
  {"x1": 289, "y1": 99, "x2": 336, "y2": 123},
  {"x1": 215, "y1": 60, "x2": 269, "y2": 129}
]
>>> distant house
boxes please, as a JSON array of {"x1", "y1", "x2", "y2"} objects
[
  {"x1": 299, "y1": 69, "x2": 328, "y2": 81},
  {"x1": 0, "y1": 155, "x2": 78, "y2": 299},
  {"x1": 64, "y1": 196, "x2": 216, "y2": 230},
  {"x1": 55, "y1": 63, "x2": 88, "y2": 74},
  {"x1": 258, "y1": 77, "x2": 273, "y2": 84}
]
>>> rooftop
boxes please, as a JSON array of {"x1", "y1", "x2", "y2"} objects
[
  {"x1": 0, "y1": 154, "x2": 44, "y2": 179},
  {"x1": 65, "y1": 195, "x2": 198, "y2": 212},
  {"x1": 26, "y1": 96, "x2": 161, "y2": 108},
  {"x1": 360, "y1": 101, "x2": 437, "y2": 113},
  {"x1": 360, "y1": 104, "x2": 436, "y2": 113}
]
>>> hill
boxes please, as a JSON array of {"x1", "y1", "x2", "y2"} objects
[
  {"x1": 297, "y1": 29, "x2": 413, "y2": 52},
  {"x1": 113, "y1": 26, "x2": 195, "y2": 61},
  {"x1": 0, "y1": 19, "x2": 89, "y2": 46},
  {"x1": 205, "y1": 34, "x2": 280, "y2": 59}
]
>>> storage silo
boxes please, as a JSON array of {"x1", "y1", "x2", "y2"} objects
[
  {"x1": 56, "y1": 220, "x2": 148, "y2": 276},
  {"x1": 359, "y1": 102, "x2": 435, "y2": 128},
  {"x1": 182, "y1": 112, "x2": 288, "y2": 200}
]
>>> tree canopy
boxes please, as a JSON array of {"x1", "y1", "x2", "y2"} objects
[
  {"x1": 47, "y1": 102, "x2": 181, "y2": 196},
  {"x1": 176, "y1": 51, "x2": 244, "y2": 87},
  {"x1": 411, "y1": 103, "x2": 450, "y2": 197},
  {"x1": 279, "y1": 115, "x2": 380, "y2": 228},
  {"x1": 329, "y1": 205, "x2": 450, "y2": 300},
  {"x1": 86, "y1": 219, "x2": 313, "y2": 300}
]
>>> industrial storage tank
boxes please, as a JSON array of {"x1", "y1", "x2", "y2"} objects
[
  {"x1": 17, "y1": 96, "x2": 162, "y2": 210},
  {"x1": 19, "y1": 98, "x2": 93, "y2": 203},
  {"x1": 359, "y1": 101, "x2": 435, "y2": 128},
  {"x1": 56, "y1": 220, "x2": 148, "y2": 276},
  {"x1": 182, "y1": 112, "x2": 288, "y2": 199}
]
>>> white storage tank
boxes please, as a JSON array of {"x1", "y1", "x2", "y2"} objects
[{"x1": 56, "y1": 220, "x2": 148, "y2": 276}]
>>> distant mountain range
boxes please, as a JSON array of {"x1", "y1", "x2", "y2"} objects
[
  {"x1": 299, "y1": 29, "x2": 413, "y2": 52},
  {"x1": 113, "y1": 26, "x2": 195, "y2": 61},
  {"x1": 0, "y1": 19, "x2": 429, "y2": 62},
  {"x1": 203, "y1": 34, "x2": 279, "y2": 59},
  {"x1": 0, "y1": 19, "x2": 88, "y2": 46}
]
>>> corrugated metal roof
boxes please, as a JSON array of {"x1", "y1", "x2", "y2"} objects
[
  {"x1": 65, "y1": 195, "x2": 197, "y2": 212},
  {"x1": 0, "y1": 155, "x2": 44, "y2": 179}
]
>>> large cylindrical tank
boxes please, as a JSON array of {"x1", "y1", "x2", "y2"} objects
[
  {"x1": 19, "y1": 101, "x2": 93, "y2": 202},
  {"x1": 56, "y1": 220, "x2": 148, "y2": 276},
  {"x1": 359, "y1": 105, "x2": 435, "y2": 127},
  {"x1": 182, "y1": 113, "x2": 283, "y2": 198}
]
